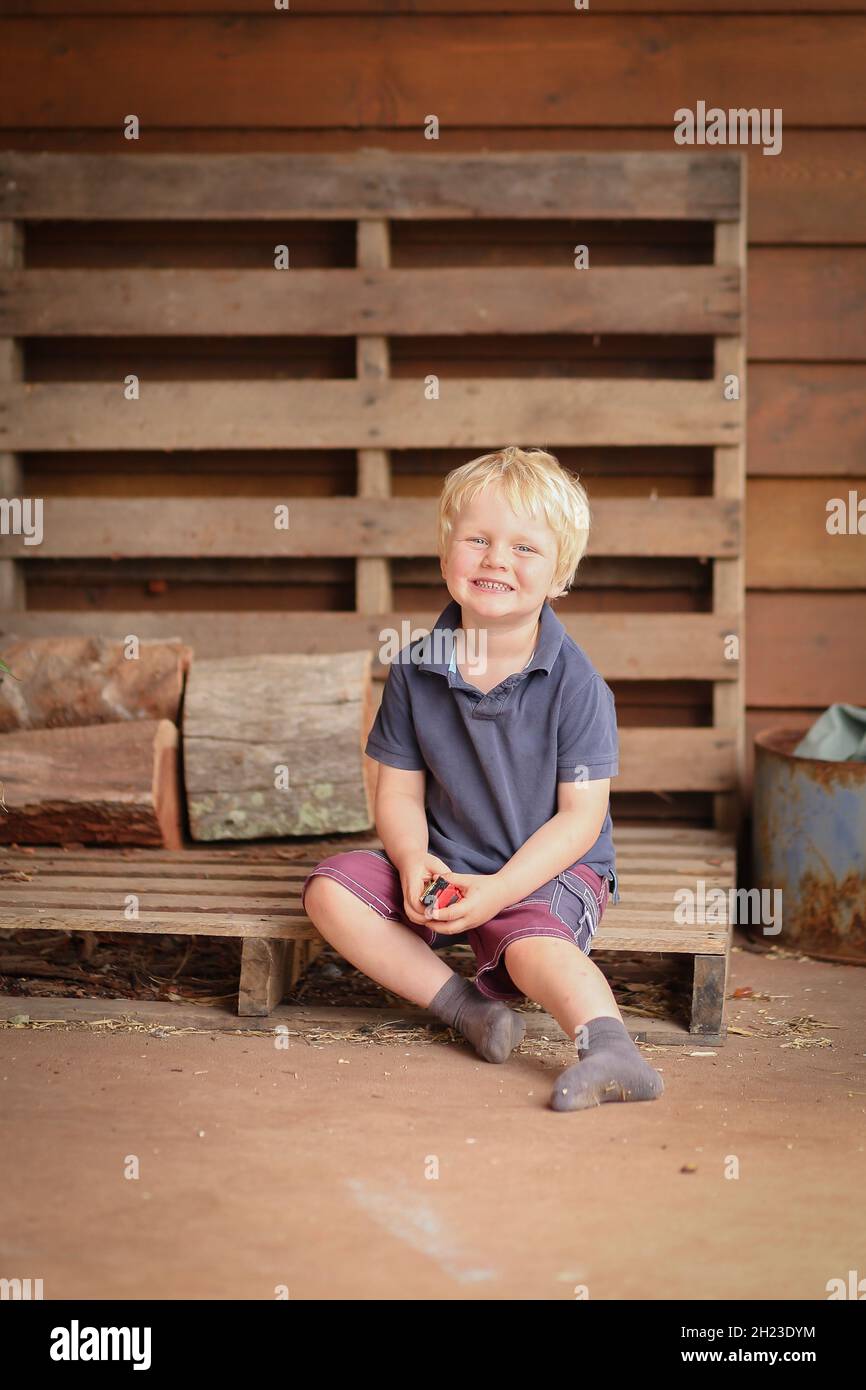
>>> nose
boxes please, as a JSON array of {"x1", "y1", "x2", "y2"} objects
[{"x1": 483, "y1": 543, "x2": 510, "y2": 569}]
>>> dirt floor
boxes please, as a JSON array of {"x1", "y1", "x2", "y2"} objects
[{"x1": 1, "y1": 936, "x2": 864, "y2": 1301}]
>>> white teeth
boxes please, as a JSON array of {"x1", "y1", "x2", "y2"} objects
[{"x1": 473, "y1": 580, "x2": 512, "y2": 592}]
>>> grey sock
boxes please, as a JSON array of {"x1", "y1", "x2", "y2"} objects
[
  {"x1": 428, "y1": 973, "x2": 525, "y2": 1064},
  {"x1": 550, "y1": 1015, "x2": 664, "y2": 1111}
]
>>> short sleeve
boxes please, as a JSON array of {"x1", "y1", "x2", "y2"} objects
[
  {"x1": 557, "y1": 675, "x2": 619, "y2": 782},
  {"x1": 364, "y1": 658, "x2": 427, "y2": 772}
]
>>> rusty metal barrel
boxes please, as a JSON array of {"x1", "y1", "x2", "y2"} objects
[{"x1": 753, "y1": 726, "x2": 866, "y2": 962}]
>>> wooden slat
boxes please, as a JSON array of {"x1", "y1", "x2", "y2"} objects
[
  {"x1": 747, "y1": 593, "x2": 866, "y2": 707},
  {"x1": 0, "y1": 831, "x2": 736, "y2": 864},
  {"x1": 0, "y1": 838, "x2": 736, "y2": 868},
  {"x1": 355, "y1": 218, "x2": 393, "y2": 616},
  {"x1": 0, "y1": 380, "x2": 741, "y2": 450},
  {"x1": 747, "y1": 479, "x2": 866, "y2": 588},
  {"x1": 614, "y1": 826, "x2": 733, "y2": 844},
  {"x1": 617, "y1": 729, "x2": 737, "y2": 791},
  {"x1": 0, "y1": 889, "x2": 300, "y2": 912},
  {"x1": 13, "y1": 251, "x2": 866, "y2": 355},
  {"x1": 0, "y1": 266, "x2": 741, "y2": 337},
  {"x1": 0, "y1": 706, "x2": 735, "y2": 799},
  {"x1": 0, "y1": 851, "x2": 735, "y2": 875},
  {"x1": 2, "y1": 129, "x2": 857, "y2": 245},
  {"x1": 3, "y1": 0, "x2": 864, "y2": 12},
  {"x1": 561, "y1": 614, "x2": 741, "y2": 680},
  {"x1": 0, "y1": 849, "x2": 386, "y2": 873},
  {"x1": 0, "y1": 222, "x2": 24, "y2": 611},
  {"x1": 0, "y1": 611, "x2": 740, "y2": 682},
  {"x1": 608, "y1": 856, "x2": 735, "y2": 873},
  {"x1": 750, "y1": 249, "x2": 866, "y2": 362},
  {"x1": 740, "y1": 129, "x2": 866, "y2": 245},
  {"x1": 0, "y1": 496, "x2": 740, "y2": 559},
  {"x1": 620, "y1": 851, "x2": 734, "y2": 863},
  {"x1": 712, "y1": 165, "x2": 747, "y2": 833},
  {"x1": 0, "y1": 883, "x2": 727, "y2": 913},
  {"x1": 0, "y1": 18, "x2": 862, "y2": 128},
  {"x1": 0, "y1": 907, "x2": 728, "y2": 954},
  {"x1": 0, "y1": 908, "x2": 297, "y2": 939},
  {"x1": 0, "y1": 150, "x2": 742, "y2": 221},
  {"x1": 0, "y1": 872, "x2": 734, "y2": 898},
  {"x1": 5, "y1": 1, "x2": 864, "y2": 13},
  {"x1": 0, "y1": 863, "x2": 736, "y2": 885},
  {"x1": 749, "y1": 365, "x2": 866, "y2": 476}
]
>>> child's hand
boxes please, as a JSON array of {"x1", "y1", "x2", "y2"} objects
[
  {"x1": 398, "y1": 853, "x2": 453, "y2": 927},
  {"x1": 423, "y1": 873, "x2": 507, "y2": 934}
]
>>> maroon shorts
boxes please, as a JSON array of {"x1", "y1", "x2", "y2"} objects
[{"x1": 300, "y1": 849, "x2": 610, "y2": 1003}]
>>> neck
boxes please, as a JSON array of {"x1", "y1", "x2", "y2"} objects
[{"x1": 457, "y1": 606, "x2": 542, "y2": 672}]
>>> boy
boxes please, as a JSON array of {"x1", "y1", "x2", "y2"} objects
[{"x1": 301, "y1": 446, "x2": 663, "y2": 1111}]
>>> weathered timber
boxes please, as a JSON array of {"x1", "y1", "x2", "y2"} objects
[
  {"x1": 0, "y1": 636, "x2": 191, "y2": 733},
  {"x1": 0, "y1": 719, "x2": 182, "y2": 847},
  {"x1": 182, "y1": 650, "x2": 375, "y2": 841}
]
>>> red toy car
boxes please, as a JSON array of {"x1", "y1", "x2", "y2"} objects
[{"x1": 420, "y1": 875, "x2": 465, "y2": 911}]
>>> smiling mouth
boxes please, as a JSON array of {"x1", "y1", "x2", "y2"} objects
[{"x1": 471, "y1": 578, "x2": 514, "y2": 592}]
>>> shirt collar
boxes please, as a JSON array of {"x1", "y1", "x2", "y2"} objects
[{"x1": 415, "y1": 598, "x2": 565, "y2": 679}]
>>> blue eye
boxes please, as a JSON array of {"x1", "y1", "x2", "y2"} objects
[{"x1": 468, "y1": 537, "x2": 534, "y2": 553}]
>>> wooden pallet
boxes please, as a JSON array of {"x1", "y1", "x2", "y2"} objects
[
  {"x1": 0, "y1": 825, "x2": 734, "y2": 1042},
  {"x1": 0, "y1": 149, "x2": 745, "y2": 1043}
]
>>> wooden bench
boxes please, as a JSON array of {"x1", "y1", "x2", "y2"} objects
[{"x1": 0, "y1": 149, "x2": 745, "y2": 1044}]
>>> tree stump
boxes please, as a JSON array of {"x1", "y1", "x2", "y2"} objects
[
  {"x1": 182, "y1": 651, "x2": 375, "y2": 841},
  {"x1": 0, "y1": 719, "x2": 182, "y2": 846},
  {"x1": 0, "y1": 636, "x2": 191, "y2": 733}
]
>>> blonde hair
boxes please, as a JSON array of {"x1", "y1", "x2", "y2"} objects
[{"x1": 437, "y1": 446, "x2": 591, "y2": 600}]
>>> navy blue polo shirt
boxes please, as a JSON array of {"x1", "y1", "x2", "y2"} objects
[{"x1": 364, "y1": 598, "x2": 619, "y2": 890}]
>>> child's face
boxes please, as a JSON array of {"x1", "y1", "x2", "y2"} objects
[{"x1": 440, "y1": 485, "x2": 562, "y2": 619}]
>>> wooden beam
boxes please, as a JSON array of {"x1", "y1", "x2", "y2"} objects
[
  {"x1": 0, "y1": 379, "x2": 742, "y2": 451},
  {"x1": 0, "y1": 496, "x2": 740, "y2": 559},
  {"x1": 712, "y1": 159, "x2": 747, "y2": 833},
  {"x1": 2, "y1": 1, "x2": 863, "y2": 13},
  {"x1": 747, "y1": 478, "x2": 866, "y2": 587},
  {"x1": 0, "y1": 222, "x2": 25, "y2": 611},
  {"x1": 6, "y1": 1, "x2": 864, "y2": 13},
  {"x1": 0, "y1": 610, "x2": 741, "y2": 682},
  {"x1": 691, "y1": 954, "x2": 729, "y2": 1039},
  {"x1": 238, "y1": 937, "x2": 292, "y2": 1016},
  {"x1": 750, "y1": 248, "x2": 866, "y2": 362},
  {"x1": 617, "y1": 727, "x2": 737, "y2": 792},
  {"x1": 2, "y1": 129, "x2": 861, "y2": 245},
  {"x1": 0, "y1": 904, "x2": 730, "y2": 955},
  {"x1": 747, "y1": 593, "x2": 866, "y2": 707},
  {"x1": 0, "y1": 830, "x2": 735, "y2": 867},
  {"x1": 0, "y1": 266, "x2": 741, "y2": 337},
  {"x1": 355, "y1": 218, "x2": 393, "y2": 616},
  {"x1": 0, "y1": 17, "x2": 859, "y2": 128},
  {"x1": 0, "y1": 150, "x2": 742, "y2": 221},
  {"x1": 749, "y1": 365, "x2": 866, "y2": 476}
]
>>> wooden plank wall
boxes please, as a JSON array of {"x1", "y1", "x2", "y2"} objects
[{"x1": 0, "y1": 0, "x2": 863, "y2": 812}]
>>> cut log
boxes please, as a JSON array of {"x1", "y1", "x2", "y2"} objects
[
  {"x1": 0, "y1": 719, "x2": 182, "y2": 847},
  {"x1": 183, "y1": 651, "x2": 375, "y2": 841},
  {"x1": 0, "y1": 636, "x2": 192, "y2": 733}
]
